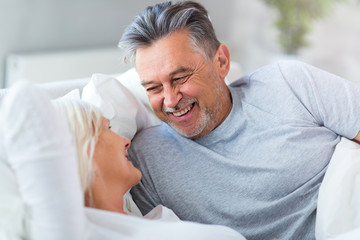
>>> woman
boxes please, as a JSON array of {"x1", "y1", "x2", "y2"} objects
[{"x1": 52, "y1": 99, "x2": 143, "y2": 215}]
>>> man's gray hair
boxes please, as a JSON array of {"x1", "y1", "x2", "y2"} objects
[{"x1": 119, "y1": 1, "x2": 220, "y2": 63}]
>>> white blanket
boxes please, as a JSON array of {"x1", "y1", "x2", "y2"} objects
[
  {"x1": 316, "y1": 137, "x2": 360, "y2": 239},
  {"x1": 86, "y1": 206, "x2": 245, "y2": 240}
]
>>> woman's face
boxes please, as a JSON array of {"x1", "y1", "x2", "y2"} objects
[{"x1": 92, "y1": 118, "x2": 142, "y2": 195}]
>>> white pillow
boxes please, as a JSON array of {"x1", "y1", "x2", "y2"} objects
[
  {"x1": 82, "y1": 71, "x2": 161, "y2": 140},
  {"x1": 59, "y1": 88, "x2": 81, "y2": 100},
  {"x1": 115, "y1": 68, "x2": 153, "y2": 114},
  {"x1": 0, "y1": 81, "x2": 86, "y2": 240}
]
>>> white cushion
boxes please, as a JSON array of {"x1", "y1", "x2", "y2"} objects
[{"x1": 82, "y1": 70, "x2": 161, "y2": 140}]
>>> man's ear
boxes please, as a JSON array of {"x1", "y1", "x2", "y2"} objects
[{"x1": 213, "y1": 44, "x2": 231, "y2": 79}]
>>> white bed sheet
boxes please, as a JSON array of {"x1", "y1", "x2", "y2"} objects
[{"x1": 86, "y1": 206, "x2": 245, "y2": 240}]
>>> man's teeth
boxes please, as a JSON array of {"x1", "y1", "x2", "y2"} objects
[{"x1": 173, "y1": 105, "x2": 192, "y2": 117}]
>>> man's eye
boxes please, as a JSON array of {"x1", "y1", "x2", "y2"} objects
[
  {"x1": 173, "y1": 75, "x2": 189, "y2": 84},
  {"x1": 146, "y1": 86, "x2": 161, "y2": 94}
]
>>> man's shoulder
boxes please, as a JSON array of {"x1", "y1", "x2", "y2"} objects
[
  {"x1": 230, "y1": 60, "x2": 311, "y2": 87},
  {"x1": 132, "y1": 123, "x2": 179, "y2": 145},
  {"x1": 230, "y1": 60, "x2": 307, "y2": 88},
  {"x1": 239, "y1": 60, "x2": 317, "y2": 89},
  {"x1": 134, "y1": 123, "x2": 166, "y2": 138},
  {"x1": 251, "y1": 60, "x2": 309, "y2": 76},
  {"x1": 129, "y1": 123, "x2": 193, "y2": 164}
]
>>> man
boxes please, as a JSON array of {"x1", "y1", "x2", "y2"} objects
[{"x1": 119, "y1": 1, "x2": 360, "y2": 239}]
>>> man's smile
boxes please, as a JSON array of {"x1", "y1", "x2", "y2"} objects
[{"x1": 172, "y1": 103, "x2": 195, "y2": 117}]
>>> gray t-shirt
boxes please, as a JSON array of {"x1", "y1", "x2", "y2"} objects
[{"x1": 129, "y1": 61, "x2": 360, "y2": 240}]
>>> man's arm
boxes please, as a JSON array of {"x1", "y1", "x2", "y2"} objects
[{"x1": 353, "y1": 131, "x2": 360, "y2": 144}]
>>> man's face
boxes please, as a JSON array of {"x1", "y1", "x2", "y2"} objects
[{"x1": 136, "y1": 30, "x2": 231, "y2": 138}]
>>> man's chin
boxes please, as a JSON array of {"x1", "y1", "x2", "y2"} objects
[{"x1": 167, "y1": 122, "x2": 204, "y2": 139}]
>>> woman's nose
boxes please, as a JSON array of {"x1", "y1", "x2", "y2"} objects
[{"x1": 123, "y1": 137, "x2": 131, "y2": 150}]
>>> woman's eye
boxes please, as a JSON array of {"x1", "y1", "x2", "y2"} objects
[{"x1": 108, "y1": 125, "x2": 112, "y2": 129}]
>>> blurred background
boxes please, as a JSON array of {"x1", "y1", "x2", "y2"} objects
[{"x1": 0, "y1": 0, "x2": 359, "y2": 88}]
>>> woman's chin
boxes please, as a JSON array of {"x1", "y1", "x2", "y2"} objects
[{"x1": 133, "y1": 168, "x2": 142, "y2": 185}]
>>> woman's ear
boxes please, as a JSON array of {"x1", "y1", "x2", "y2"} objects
[{"x1": 214, "y1": 44, "x2": 231, "y2": 79}]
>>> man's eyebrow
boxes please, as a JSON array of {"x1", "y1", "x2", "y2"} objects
[
  {"x1": 141, "y1": 80, "x2": 155, "y2": 87},
  {"x1": 141, "y1": 66, "x2": 193, "y2": 86}
]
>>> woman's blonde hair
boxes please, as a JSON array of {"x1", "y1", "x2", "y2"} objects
[{"x1": 52, "y1": 99, "x2": 104, "y2": 204}]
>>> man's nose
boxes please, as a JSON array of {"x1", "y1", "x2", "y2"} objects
[{"x1": 163, "y1": 86, "x2": 182, "y2": 108}]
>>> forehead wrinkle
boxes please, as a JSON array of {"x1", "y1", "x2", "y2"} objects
[{"x1": 169, "y1": 66, "x2": 194, "y2": 76}]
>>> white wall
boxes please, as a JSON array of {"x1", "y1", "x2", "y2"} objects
[
  {"x1": 225, "y1": 0, "x2": 360, "y2": 84},
  {"x1": 299, "y1": 0, "x2": 360, "y2": 83},
  {"x1": 0, "y1": 0, "x2": 161, "y2": 87},
  {"x1": 1, "y1": 0, "x2": 360, "y2": 88}
]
